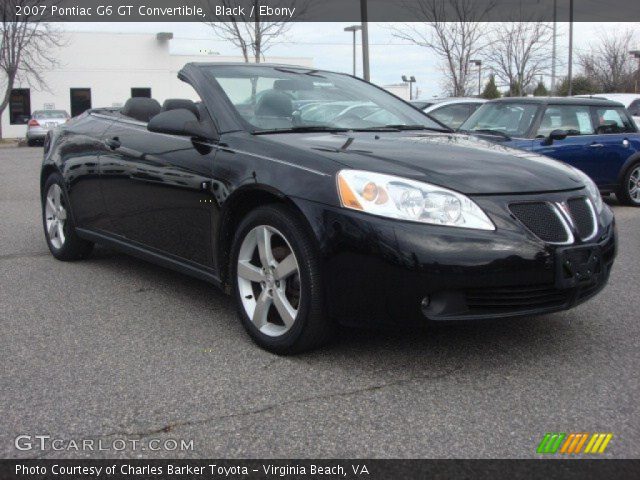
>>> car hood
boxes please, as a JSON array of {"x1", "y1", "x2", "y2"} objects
[{"x1": 264, "y1": 131, "x2": 584, "y2": 195}]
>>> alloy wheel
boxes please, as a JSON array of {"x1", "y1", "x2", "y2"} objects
[
  {"x1": 237, "y1": 225, "x2": 301, "y2": 337},
  {"x1": 45, "y1": 184, "x2": 67, "y2": 249},
  {"x1": 629, "y1": 166, "x2": 640, "y2": 204}
]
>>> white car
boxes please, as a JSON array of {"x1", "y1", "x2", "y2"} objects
[
  {"x1": 26, "y1": 110, "x2": 69, "y2": 146},
  {"x1": 575, "y1": 93, "x2": 640, "y2": 127},
  {"x1": 299, "y1": 101, "x2": 379, "y2": 123},
  {"x1": 411, "y1": 97, "x2": 486, "y2": 129}
]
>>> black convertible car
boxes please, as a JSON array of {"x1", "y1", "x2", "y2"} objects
[{"x1": 41, "y1": 63, "x2": 617, "y2": 353}]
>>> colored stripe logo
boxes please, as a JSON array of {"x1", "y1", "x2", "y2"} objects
[{"x1": 537, "y1": 433, "x2": 613, "y2": 454}]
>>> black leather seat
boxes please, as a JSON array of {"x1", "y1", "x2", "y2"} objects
[
  {"x1": 255, "y1": 91, "x2": 293, "y2": 117},
  {"x1": 161, "y1": 98, "x2": 200, "y2": 119},
  {"x1": 121, "y1": 97, "x2": 161, "y2": 123}
]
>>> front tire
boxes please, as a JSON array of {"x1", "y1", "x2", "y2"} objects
[
  {"x1": 617, "y1": 161, "x2": 640, "y2": 206},
  {"x1": 42, "y1": 173, "x2": 94, "y2": 260},
  {"x1": 230, "y1": 204, "x2": 333, "y2": 354}
]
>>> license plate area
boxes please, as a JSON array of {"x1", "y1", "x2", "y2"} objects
[{"x1": 555, "y1": 245, "x2": 602, "y2": 289}]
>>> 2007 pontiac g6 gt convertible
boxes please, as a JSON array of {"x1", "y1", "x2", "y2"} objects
[{"x1": 41, "y1": 63, "x2": 617, "y2": 353}]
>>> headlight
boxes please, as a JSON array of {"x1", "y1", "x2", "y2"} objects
[{"x1": 337, "y1": 170, "x2": 495, "y2": 230}]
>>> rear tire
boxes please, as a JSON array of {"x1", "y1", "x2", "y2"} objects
[
  {"x1": 42, "y1": 172, "x2": 94, "y2": 260},
  {"x1": 617, "y1": 161, "x2": 640, "y2": 206},
  {"x1": 230, "y1": 204, "x2": 334, "y2": 354}
]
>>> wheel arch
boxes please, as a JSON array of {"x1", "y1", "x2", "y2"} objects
[
  {"x1": 617, "y1": 151, "x2": 640, "y2": 185},
  {"x1": 217, "y1": 185, "x2": 313, "y2": 290},
  {"x1": 40, "y1": 164, "x2": 61, "y2": 198}
]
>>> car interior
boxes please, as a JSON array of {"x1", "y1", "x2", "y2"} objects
[
  {"x1": 537, "y1": 107, "x2": 589, "y2": 137},
  {"x1": 118, "y1": 96, "x2": 209, "y2": 126},
  {"x1": 246, "y1": 79, "x2": 312, "y2": 129}
]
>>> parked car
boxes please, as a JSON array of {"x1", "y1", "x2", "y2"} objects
[
  {"x1": 411, "y1": 97, "x2": 486, "y2": 129},
  {"x1": 575, "y1": 93, "x2": 640, "y2": 127},
  {"x1": 459, "y1": 97, "x2": 640, "y2": 206},
  {"x1": 298, "y1": 101, "x2": 379, "y2": 124},
  {"x1": 41, "y1": 64, "x2": 616, "y2": 353},
  {"x1": 27, "y1": 110, "x2": 69, "y2": 146}
]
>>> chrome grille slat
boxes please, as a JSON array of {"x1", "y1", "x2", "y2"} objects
[
  {"x1": 510, "y1": 197, "x2": 597, "y2": 244},
  {"x1": 567, "y1": 197, "x2": 597, "y2": 241}
]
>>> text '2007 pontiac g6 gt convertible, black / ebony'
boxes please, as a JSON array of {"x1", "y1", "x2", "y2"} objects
[{"x1": 40, "y1": 63, "x2": 617, "y2": 353}]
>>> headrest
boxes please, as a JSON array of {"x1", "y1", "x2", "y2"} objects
[
  {"x1": 255, "y1": 91, "x2": 293, "y2": 117},
  {"x1": 273, "y1": 79, "x2": 312, "y2": 91},
  {"x1": 161, "y1": 98, "x2": 200, "y2": 119},
  {"x1": 121, "y1": 97, "x2": 161, "y2": 123}
]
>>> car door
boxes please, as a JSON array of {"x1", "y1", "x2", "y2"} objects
[
  {"x1": 530, "y1": 104, "x2": 603, "y2": 183},
  {"x1": 99, "y1": 114, "x2": 218, "y2": 268},
  {"x1": 59, "y1": 114, "x2": 114, "y2": 232},
  {"x1": 589, "y1": 105, "x2": 639, "y2": 186}
]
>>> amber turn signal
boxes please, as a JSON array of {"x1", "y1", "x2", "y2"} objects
[{"x1": 337, "y1": 175, "x2": 363, "y2": 210}]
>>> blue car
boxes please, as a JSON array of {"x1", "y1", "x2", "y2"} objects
[{"x1": 459, "y1": 97, "x2": 640, "y2": 206}]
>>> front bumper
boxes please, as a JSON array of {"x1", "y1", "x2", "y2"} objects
[{"x1": 293, "y1": 192, "x2": 617, "y2": 325}]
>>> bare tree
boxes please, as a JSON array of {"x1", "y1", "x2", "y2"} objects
[
  {"x1": 578, "y1": 29, "x2": 637, "y2": 93},
  {"x1": 0, "y1": 0, "x2": 63, "y2": 138},
  {"x1": 201, "y1": 0, "x2": 307, "y2": 63},
  {"x1": 392, "y1": 0, "x2": 496, "y2": 96},
  {"x1": 485, "y1": 20, "x2": 553, "y2": 97}
]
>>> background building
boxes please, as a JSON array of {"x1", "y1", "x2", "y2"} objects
[
  {"x1": 1, "y1": 31, "x2": 313, "y2": 139},
  {"x1": 381, "y1": 83, "x2": 411, "y2": 101}
]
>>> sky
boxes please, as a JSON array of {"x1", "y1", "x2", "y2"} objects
[{"x1": 64, "y1": 21, "x2": 639, "y2": 98}]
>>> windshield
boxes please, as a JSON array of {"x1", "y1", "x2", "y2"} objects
[
  {"x1": 201, "y1": 65, "x2": 446, "y2": 132},
  {"x1": 460, "y1": 103, "x2": 540, "y2": 138}
]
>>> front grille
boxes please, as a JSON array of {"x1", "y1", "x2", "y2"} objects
[
  {"x1": 567, "y1": 197, "x2": 596, "y2": 240},
  {"x1": 465, "y1": 284, "x2": 569, "y2": 311},
  {"x1": 509, "y1": 202, "x2": 569, "y2": 243}
]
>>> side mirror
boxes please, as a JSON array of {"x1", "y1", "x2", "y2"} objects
[
  {"x1": 542, "y1": 129, "x2": 568, "y2": 145},
  {"x1": 147, "y1": 109, "x2": 211, "y2": 140}
]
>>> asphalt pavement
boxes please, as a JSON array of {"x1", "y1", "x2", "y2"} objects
[{"x1": 1, "y1": 146, "x2": 638, "y2": 459}]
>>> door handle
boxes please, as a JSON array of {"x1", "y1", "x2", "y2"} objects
[
  {"x1": 589, "y1": 143, "x2": 604, "y2": 148},
  {"x1": 105, "y1": 137, "x2": 121, "y2": 150}
]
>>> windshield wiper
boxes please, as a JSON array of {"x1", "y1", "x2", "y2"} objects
[
  {"x1": 253, "y1": 124, "x2": 454, "y2": 135},
  {"x1": 468, "y1": 128, "x2": 512, "y2": 140},
  {"x1": 385, "y1": 124, "x2": 453, "y2": 133},
  {"x1": 354, "y1": 124, "x2": 453, "y2": 133},
  {"x1": 253, "y1": 126, "x2": 350, "y2": 135}
]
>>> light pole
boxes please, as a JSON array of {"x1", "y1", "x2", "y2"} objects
[
  {"x1": 567, "y1": 0, "x2": 574, "y2": 96},
  {"x1": 630, "y1": 50, "x2": 640, "y2": 93},
  {"x1": 551, "y1": 0, "x2": 557, "y2": 93},
  {"x1": 402, "y1": 75, "x2": 416, "y2": 100},
  {"x1": 344, "y1": 25, "x2": 362, "y2": 76},
  {"x1": 360, "y1": 0, "x2": 370, "y2": 81},
  {"x1": 470, "y1": 59, "x2": 482, "y2": 96}
]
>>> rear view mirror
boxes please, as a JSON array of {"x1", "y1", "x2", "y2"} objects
[
  {"x1": 147, "y1": 109, "x2": 211, "y2": 140},
  {"x1": 542, "y1": 129, "x2": 568, "y2": 145}
]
